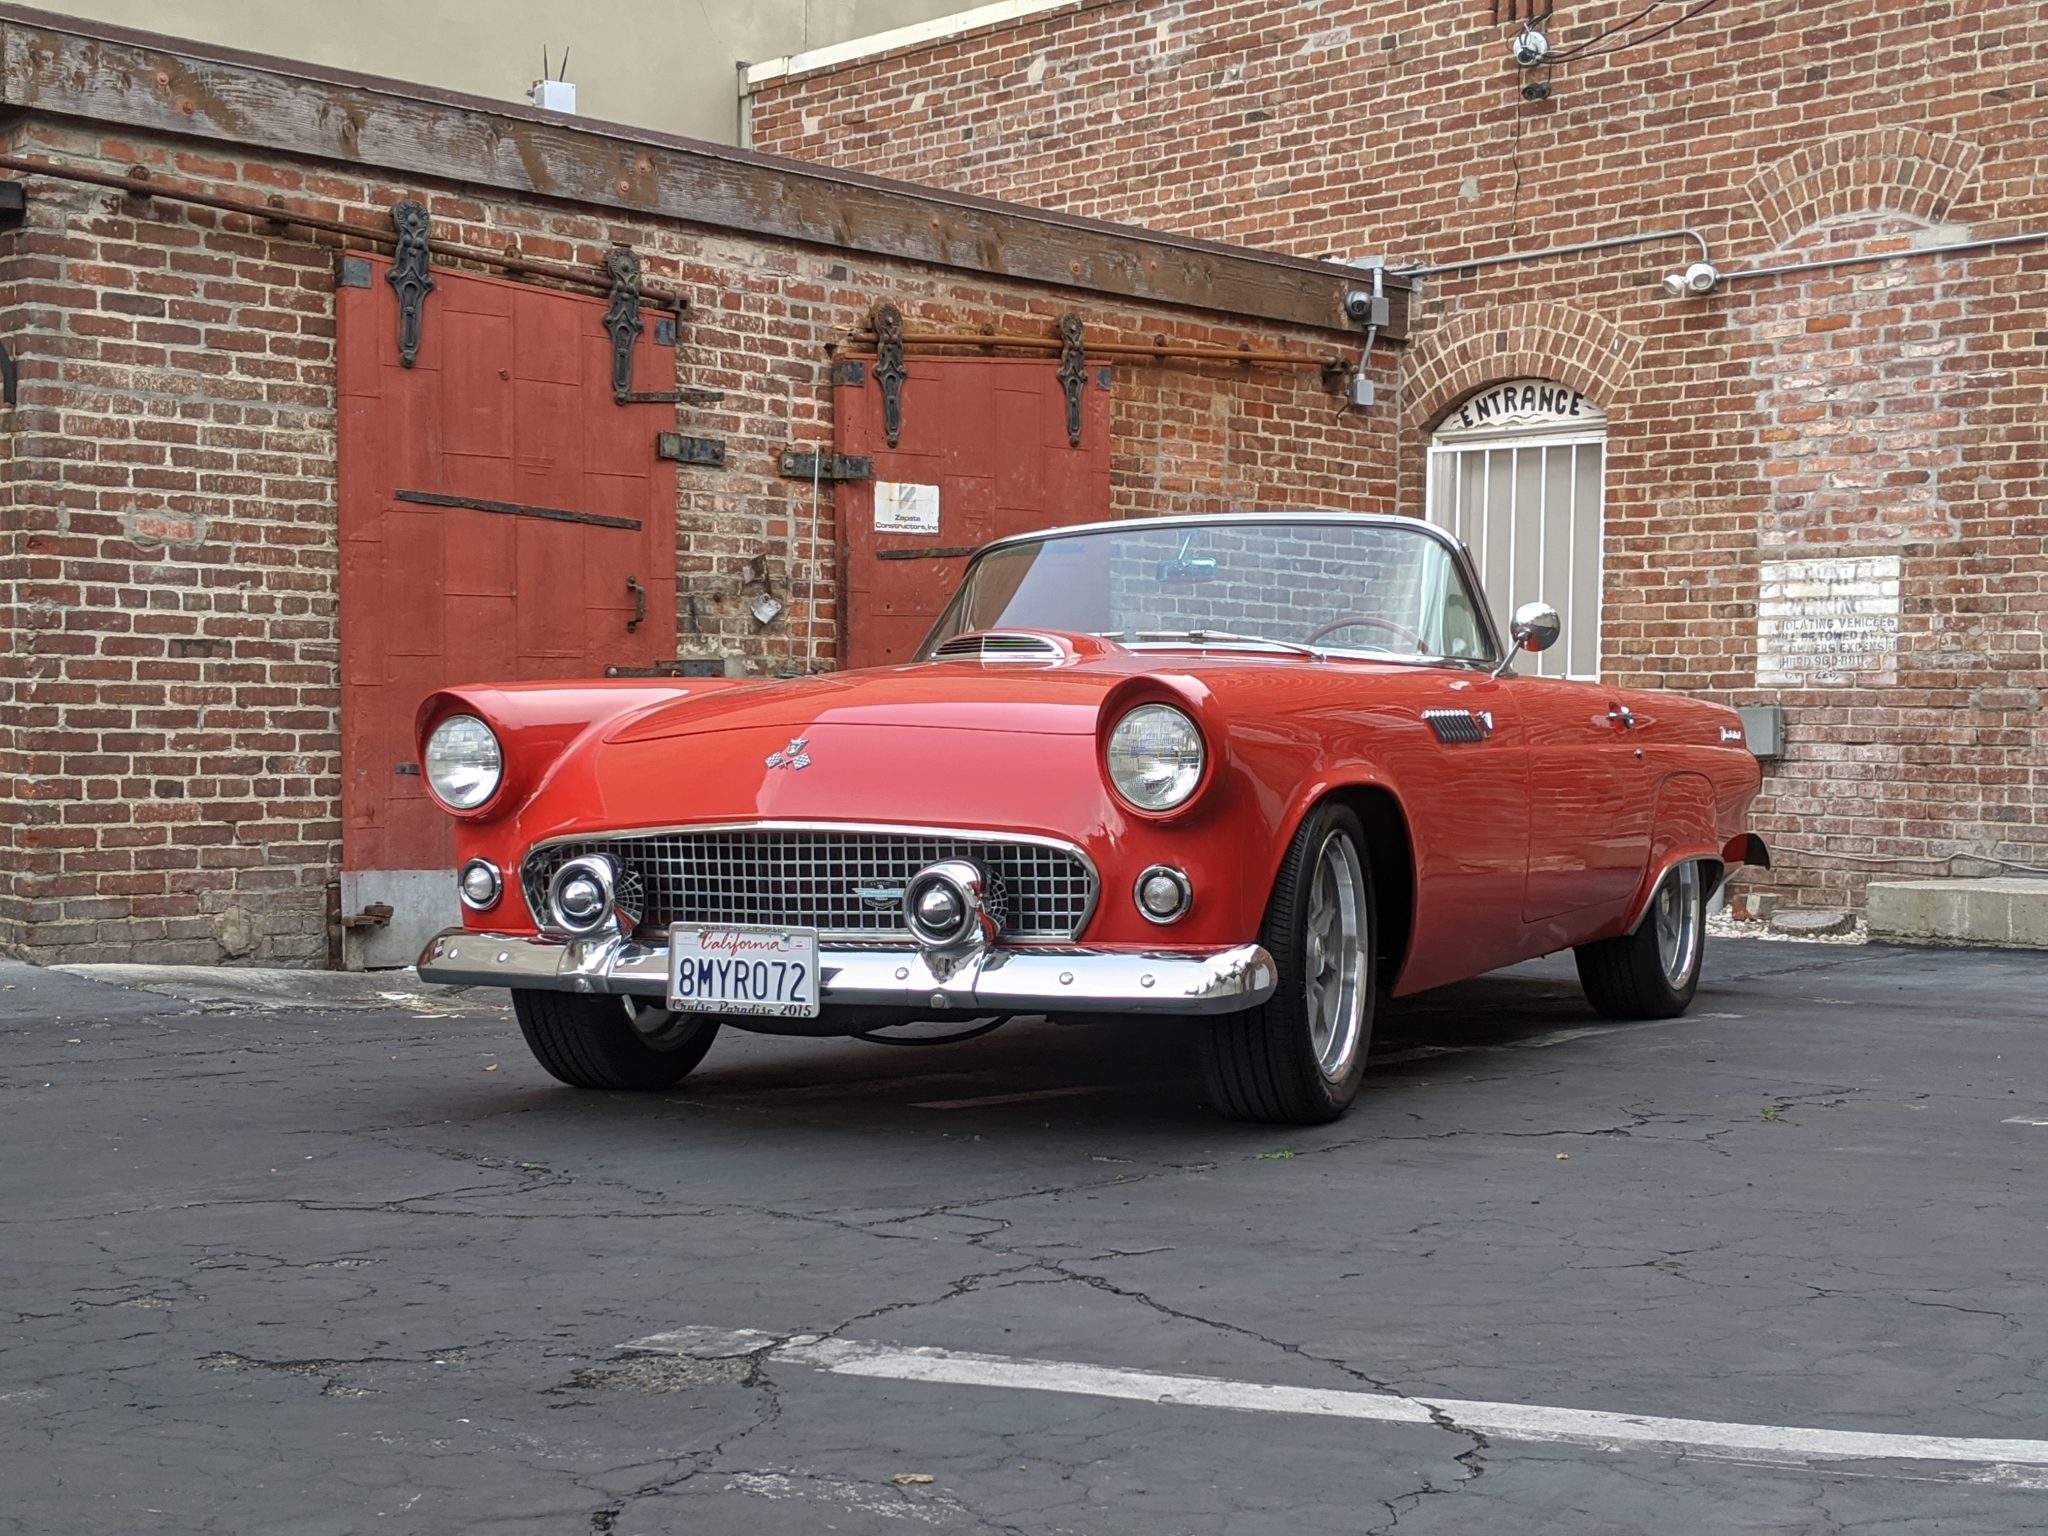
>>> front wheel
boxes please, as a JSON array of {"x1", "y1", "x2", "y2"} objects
[
  {"x1": 512, "y1": 991, "x2": 720, "y2": 1090},
  {"x1": 1198, "y1": 803, "x2": 1376, "y2": 1125},
  {"x1": 1574, "y1": 861, "x2": 1707, "y2": 1020}
]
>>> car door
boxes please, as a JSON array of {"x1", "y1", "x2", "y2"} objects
[{"x1": 1511, "y1": 674, "x2": 1655, "y2": 921}]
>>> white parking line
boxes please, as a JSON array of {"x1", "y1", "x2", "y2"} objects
[
  {"x1": 2002, "y1": 1115, "x2": 2048, "y2": 1127},
  {"x1": 624, "y1": 1328, "x2": 2048, "y2": 1470}
]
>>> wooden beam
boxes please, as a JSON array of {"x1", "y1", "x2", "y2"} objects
[{"x1": 0, "y1": 6, "x2": 1407, "y2": 339}]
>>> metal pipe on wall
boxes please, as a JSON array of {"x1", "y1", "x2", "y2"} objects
[{"x1": 1388, "y1": 227, "x2": 1714, "y2": 281}]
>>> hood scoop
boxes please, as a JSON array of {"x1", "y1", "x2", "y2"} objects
[{"x1": 931, "y1": 630, "x2": 1073, "y2": 665}]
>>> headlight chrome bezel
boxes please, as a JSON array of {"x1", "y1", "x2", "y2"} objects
[
  {"x1": 1105, "y1": 702, "x2": 1206, "y2": 814},
  {"x1": 423, "y1": 713, "x2": 504, "y2": 813}
]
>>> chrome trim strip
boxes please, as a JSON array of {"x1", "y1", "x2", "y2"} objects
[
  {"x1": 417, "y1": 928, "x2": 1274, "y2": 1017},
  {"x1": 519, "y1": 820, "x2": 1101, "y2": 940}
]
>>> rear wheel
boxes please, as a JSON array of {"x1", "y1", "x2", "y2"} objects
[
  {"x1": 512, "y1": 991, "x2": 720, "y2": 1090},
  {"x1": 1198, "y1": 803, "x2": 1375, "y2": 1125},
  {"x1": 1574, "y1": 861, "x2": 1707, "y2": 1020}
]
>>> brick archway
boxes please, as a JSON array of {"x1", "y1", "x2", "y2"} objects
[
  {"x1": 1745, "y1": 129, "x2": 1982, "y2": 249},
  {"x1": 1401, "y1": 301, "x2": 1639, "y2": 435}
]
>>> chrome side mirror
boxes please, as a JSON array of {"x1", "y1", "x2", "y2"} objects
[{"x1": 1490, "y1": 601, "x2": 1562, "y2": 677}]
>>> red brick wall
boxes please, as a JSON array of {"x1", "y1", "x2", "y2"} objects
[
  {"x1": 0, "y1": 118, "x2": 1391, "y2": 964},
  {"x1": 751, "y1": 0, "x2": 2048, "y2": 912}
]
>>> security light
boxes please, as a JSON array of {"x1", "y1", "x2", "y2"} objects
[{"x1": 1662, "y1": 261, "x2": 1722, "y2": 297}]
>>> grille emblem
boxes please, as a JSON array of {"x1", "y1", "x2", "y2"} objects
[
  {"x1": 854, "y1": 882, "x2": 907, "y2": 907},
  {"x1": 764, "y1": 736, "x2": 812, "y2": 771}
]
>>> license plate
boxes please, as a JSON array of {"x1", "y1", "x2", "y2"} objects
[{"x1": 666, "y1": 925, "x2": 821, "y2": 1018}]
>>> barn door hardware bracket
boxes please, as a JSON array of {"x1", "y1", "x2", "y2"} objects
[
  {"x1": 1056, "y1": 313, "x2": 1087, "y2": 447},
  {"x1": 657, "y1": 432, "x2": 726, "y2": 467},
  {"x1": 873, "y1": 302, "x2": 907, "y2": 447},
  {"x1": 604, "y1": 246, "x2": 646, "y2": 403},
  {"x1": 386, "y1": 199, "x2": 433, "y2": 367},
  {"x1": 779, "y1": 451, "x2": 872, "y2": 482},
  {"x1": 339, "y1": 902, "x2": 393, "y2": 931},
  {"x1": 619, "y1": 385, "x2": 724, "y2": 406},
  {"x1": 0, "y1": 179, "x2": 26, "y2": 231},
  {"x1": 626, "y1": 576, "x2": 647, "y2": 633},
  {"x1": 606, "y1": 659, "x2": 726, "y2": 678},
  {"x1": 0, "y1": 338, "x2": 17, "y2": 408}
]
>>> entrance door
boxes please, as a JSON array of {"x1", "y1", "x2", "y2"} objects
[
  {"x1": 336, "y1": 255, "x2": 679, "y2": 965},
  {"x1": 835, "y1": 356, "x2": 1113, "y2": 669}
]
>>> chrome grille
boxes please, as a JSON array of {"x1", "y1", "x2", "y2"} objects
[{"x1": 522, "y1": 826, "x2": 1095, "y2": 940}]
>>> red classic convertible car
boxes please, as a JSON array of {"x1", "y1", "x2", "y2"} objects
[{"x1": 416, "y1": 513, "x2": 1767, "y2": 1123}]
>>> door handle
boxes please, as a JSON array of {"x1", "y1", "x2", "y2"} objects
[
  {"x1": 626, "y1": 575, "x2": 645, "y2": 633},
  {"x1": 1608, "y1": 703, "x2": 1636, "y2": 730}
]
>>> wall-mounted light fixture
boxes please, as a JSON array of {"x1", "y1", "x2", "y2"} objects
[{"x1": 1662, "y1": 260, "x2": 1722, "y2": 297}]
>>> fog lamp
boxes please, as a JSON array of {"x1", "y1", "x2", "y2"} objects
[
  {"x1": 1134, "y1": 865, "x2": 1193, "y2": 924},
  {"x1": 457, "y1": 858, "x2": 502, "y2": 911}
]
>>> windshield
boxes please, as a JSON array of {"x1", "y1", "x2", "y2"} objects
[{"x1": 919, "y1": 517, "x2": 1496, "y2": 664}]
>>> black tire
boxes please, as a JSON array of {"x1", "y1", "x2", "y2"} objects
[
  {"x1": 1198, "y1": 803, "x2": 1376, "y2": 1125},
  {"x1": 1574, "y1": 861, "x2": 1707, "y2": 1020},
  {"x1": 512, "y1": 991, "x2": 720, "y2": 1090}
]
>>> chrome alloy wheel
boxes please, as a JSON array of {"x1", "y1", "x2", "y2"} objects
[
  {"x1": 1654, "y1": 862, "x2": 1704, "y2": 989},
  {"x1": 1303, "y1": 831, "x2": 1370, "y2": 1080},
  {"x1": 621, "y1": 998, "x2": 703, "y2": 1051}
]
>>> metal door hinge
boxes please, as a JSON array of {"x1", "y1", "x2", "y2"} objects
[
  {"x1": 779, "y1": 451, "x2": 872, "y2": 482},
  {"x1": 657, "y1": 432, "x2": 726, "y2": 466}
]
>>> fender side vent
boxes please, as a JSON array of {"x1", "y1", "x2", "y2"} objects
[
  {"x1": 1423, "y1": 707, "x2": 1492, "y2": 744},
  {"x1": 932, "y1": 630, "x2": 1067, "y2": 664}
]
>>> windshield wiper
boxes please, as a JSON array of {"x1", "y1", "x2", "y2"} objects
[{"x1": 1103, "y1": 629, "x2": 1326, "y2": 659}]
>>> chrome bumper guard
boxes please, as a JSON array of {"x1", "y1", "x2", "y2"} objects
[{"x1": 416, "y1": 929, "x2": 1276, "y2": 1017}]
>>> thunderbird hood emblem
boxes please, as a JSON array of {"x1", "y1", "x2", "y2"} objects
[{"x1": 765, "y1": 737, "x2": 812, "y2": 771}]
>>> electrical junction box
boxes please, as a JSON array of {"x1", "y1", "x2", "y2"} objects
[
  {"x1": 1737, "y1": 704, "x2": 1785, "y2": 761},
  {"x1": 530, "y1": 79, "x2": 577, "y2": 114}
]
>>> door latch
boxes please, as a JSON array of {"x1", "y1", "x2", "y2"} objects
[
  {"x1": 627, "y1": 575, "x2": 646, "y2": 633},
  {"x1": 1608, "y1": 703, "x2": 1637, "y2": 730}
]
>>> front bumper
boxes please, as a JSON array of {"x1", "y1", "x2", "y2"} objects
[{"x1": 416, "y1": 929, "x2": 1276, "y2": 1016}]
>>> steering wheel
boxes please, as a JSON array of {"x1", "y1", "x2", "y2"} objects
[{"x1": 1304, "y1": 613, "x2": 1425, "y2": 650}]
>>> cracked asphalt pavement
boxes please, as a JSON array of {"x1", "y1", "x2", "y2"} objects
[{"x1": 3, "y1": 938, "x2": 2045, "y2": 1534}]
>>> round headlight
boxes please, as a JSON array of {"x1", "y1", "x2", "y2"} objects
[
  {"x1": 423, "y1": 714, "x2": 502, "y2": 811},
  {"x1": 1106, "y1": 704, "x2": 1204, "y2": 812}
]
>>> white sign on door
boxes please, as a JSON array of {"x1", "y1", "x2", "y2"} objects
[{"x1": 874, "y1": 482, "x2": 940, "y2": 535}]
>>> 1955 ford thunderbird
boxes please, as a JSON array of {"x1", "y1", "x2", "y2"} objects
[{"x1": 416, "y1": 513, "x2": 1768, "y2": 1124}]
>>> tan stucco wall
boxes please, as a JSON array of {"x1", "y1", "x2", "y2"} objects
[{"x1": 36, "y1": 0, "x2": 964, "y2": 142}]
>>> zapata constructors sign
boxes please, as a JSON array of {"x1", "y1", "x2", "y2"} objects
[{"x1": 1756, "y1": 555, "x2": 1902, "y2": 686}]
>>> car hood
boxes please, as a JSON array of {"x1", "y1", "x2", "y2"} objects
[{"x1": 604, "y1": 662, "x2": 1137, "y2": 743}]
